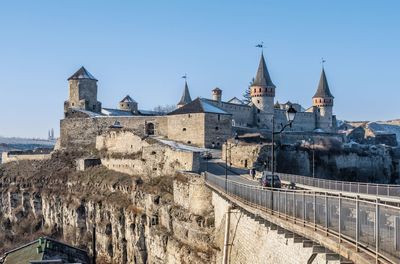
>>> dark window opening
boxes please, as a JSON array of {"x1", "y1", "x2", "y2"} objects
[
  {"x1": 146, "y1": 123, "x2": 155, "y2": 135},
  {"x1": 218, "y1": 114, "x2": 220, "y2": 121},
  {"x1": 182, "y1": 128, "x2": 186, "y2": 131},
  {"x1": 150, "y1": 214, "x2": 159, "y2": 226},
  {"x1": 187, "y1": 141, "x2": 191, "y2": 144},
  {"x1": 215, "y1": 126, "x2": 219, "y2": 130}
]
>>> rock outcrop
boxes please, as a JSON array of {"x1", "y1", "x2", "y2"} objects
[{"x1": 0, "y1": 151, "x2": 216, "y2": 263}]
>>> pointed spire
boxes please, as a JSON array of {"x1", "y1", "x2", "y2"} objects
[
  {"x1": 313, "y1": 68, "x2": 334, "y2": 98},
  {"x1": 252, "y1": 52, "x2": 275, "y2": 88},
  {"x1": 177, "y1": 80, "x2": 192, "y2": 106},
  {"x1": 68, "y1": 66, "x2": 97, "y2": 81}
]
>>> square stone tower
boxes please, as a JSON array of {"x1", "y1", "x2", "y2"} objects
[{"x1": 64, "y1": 66, "x2": 102, "y2": 115}]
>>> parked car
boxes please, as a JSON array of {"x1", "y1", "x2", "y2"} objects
[
  {"x1": 259, "y1": 172, "x2": 281, "y2": 188},
  {"x1": 201, "y1": 151, "x2": 212, "y2": 160}
]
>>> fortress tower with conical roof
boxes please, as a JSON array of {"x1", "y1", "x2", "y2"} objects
[
  {"x1": 250, "y1": 52, "x2": 276, "y2": 128},
  {"x1": 313, "y1": 68, "x2": 335, "y2": 131},
  {"x1": 177, "y1": 80, "x2": 192, "y2": 108},
  {"x1": 64, "y1": 66, "x2": 102, "y2": 115}
]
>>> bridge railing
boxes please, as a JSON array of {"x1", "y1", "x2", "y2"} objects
[
  {"x1": 277, "y1": 173, "x2": 400, "y2": 197},
  {"x1": 205, "y1": 173, "x2": 400, "y2": 264}
]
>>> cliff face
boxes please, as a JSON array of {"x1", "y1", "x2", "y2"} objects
[
  {"x1": 226, "y1": 142, "x2": 399, "y2": 183},
  {"x1": 0, "y1": 151, "x2": 216, "y2": 263}
]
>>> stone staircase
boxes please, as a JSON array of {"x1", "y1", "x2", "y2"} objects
[{"x1": 244, "y1": 209, "x2": 353, "y2": 264}]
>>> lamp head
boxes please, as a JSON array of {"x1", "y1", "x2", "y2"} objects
[{"x1": 286, "y1": 105, "x2": 297, "y2": 122}]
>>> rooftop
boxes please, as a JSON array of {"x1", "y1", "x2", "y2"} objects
[
  {"x1": 313, "y1": 68, "x2": 334, "y2": 98},
  {"x1": 67, "y1": 66, "x2": 97, "y2": 81},
  {"x1": 2, "y1": 237, "x2": 89, "y2": 264},
  {"x1": 168, "y1": 98, "x2": 229, "y2": 115}
]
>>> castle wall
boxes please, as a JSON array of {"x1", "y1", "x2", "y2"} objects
[
  {"x1": 206, "y1": 100, "x2": 253, "y2": 127},
  {"x1": 1, "y1": 152, "x2": 52, "y2": 164},
  {"x1": 60, "y1": 116, "x2": 168, "y2": 149},
  {"x1": 274, "y1": 109, "x2": 317, "y2": 132},
  {"x1": 173, "y1": 173, "x2": 212, "y2": 216},
  {"x1": 167, "y1": 113, "x2": 205, "y2": 147},
  {"x1": 96, "y1": 130, "x2": 200, "y2": 176},
  {"x1": 204, "y1": 113, "x2": 232, "y2": 148}
]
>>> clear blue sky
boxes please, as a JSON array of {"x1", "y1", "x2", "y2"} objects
[{"x1": 0, "y1": 0, "x2": 399, "y2": 138}]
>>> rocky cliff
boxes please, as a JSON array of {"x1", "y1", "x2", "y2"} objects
[{"x1": 0, "y1": 151, "x2": 217, "y2": 263}]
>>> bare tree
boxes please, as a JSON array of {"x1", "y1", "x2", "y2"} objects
[{"x1": 153, "y1": 104, "x2": 176, "y2": 115}]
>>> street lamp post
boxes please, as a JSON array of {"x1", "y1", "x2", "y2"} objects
[
  {"x1": 270, "y1": 105, "x2": 297, "y2": 210},
  {"x1": 308, "y1": 138, "x2": 315, "y2": 178}
]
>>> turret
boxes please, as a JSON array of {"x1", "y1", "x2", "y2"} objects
[
  {"x1": 212, "y1": 87, "x2": 222, "y2": 102},
  {"x1": 119, "y1": 95, "x2": 138, "y2": 114},
  {"x1": 177, "y1": 80, "x2": 192, "y2": 108},
  {"x1": 250, "y1": 53, "x2": 275, "y2": 114},
  {"x1": 64, "y1": 66, "x2": 102, "y2": 114},
  {"x1": 313, "y1": 68, "x2": 334, "y2": 131}
]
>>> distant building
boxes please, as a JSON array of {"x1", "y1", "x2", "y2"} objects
[
  {"x1": 0, "y1": 237, "x2": 90, "y2": 264},
  {"x1": 48, "y1": 128, "x2": 55, "y2": 140}
]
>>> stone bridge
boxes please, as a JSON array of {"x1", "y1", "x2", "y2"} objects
[{"x1": 205, "y1": 172, "x2": 400, "y2": 264}]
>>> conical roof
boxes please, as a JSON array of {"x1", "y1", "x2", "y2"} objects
[
  {"x1": 313, "y1": 68, "x2": 334, "y2": 98},
  {"x1": 252, "y1": 53, "x2": 275, "y2": 88},
  {"x1": 177, "y1": 81, "x2": 192, "y2": 105},
  {"x1": 68, "y1": 66, "x2": 97, "y2": 81},
  {"x1": 120, "y1": 95, "x2": 136, "y2": 103}
]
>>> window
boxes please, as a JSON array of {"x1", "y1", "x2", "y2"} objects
[
  {"x1": 187, "y1": 141, "x2": 191, "y2": 144},
  {"x1": 72, "y1": 103, "x2": 75, "y2": 106},
  {"x1": 215, "y1": 126, "x2": 219, "y2": 130},
  {"x1": 218, "y1": 114, "x2": 220, "y2": 121},
  {"x1": 257, "y1": 109, "x2": 260, "y2": 113},
  {"x1": 146, "y1": 123, "x2": 155, "y2": 135},
  {"x1": 258, "y1": 118, "x2": 260, "y2": 123},
  {"x1": 182, "y1": 128, "x2": 186, "y2": 131},
  {"x1": 259, "y1": 88, "x2": 261, "y2": 92},
  {"x1": 257, "y1": 100, "x2": 260, "y2": 104},
  {"x1": 188, "y1": 114, "x2": 191, "y2": 118}
]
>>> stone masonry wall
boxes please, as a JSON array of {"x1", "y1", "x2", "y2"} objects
[
  {"x1": 204, "y1": 113, "x2": 232, "y2": 148},
  {"x1": 212, "y1": 192, "x2": 331, "y2": 264},
  {"x1": 97, "y1": 130, "x2": 200, "y2": 176},
  {"x1": 60, "y1": 116, "x2": 168, "y2": 149},
  {"x1": 206, "y1": 100, "x2": 254, "y2": 127},
  {"x1": 1, "y1": 152, "x2": 52, "y2": 164},
  {"x1": 173, "y1": 173, "x2": 212, "y2": 216},
  {"x1": 167, "y1": 113, "x2": 205, "y2": 147}
]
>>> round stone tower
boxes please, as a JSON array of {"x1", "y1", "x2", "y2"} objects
[
  {"x1": 312, "y1": 68, "x2": 334, "y2": 131},
  {"x1": 212, "y1": 87, "x2": 222, "y2": 102},
  {"x1": 250, "y1": 53, "x2": 276, "y2": 114}
]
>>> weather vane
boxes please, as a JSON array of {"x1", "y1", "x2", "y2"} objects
[
  {"x1": 255, "y1": 41, "x2": 264, "y2": 49},
  {"x1": 321, "y1": 57, "x2": 326, "y2": 67},
  {"x1": 182, "y1": 74, "x2": 187, "y2": 79}
]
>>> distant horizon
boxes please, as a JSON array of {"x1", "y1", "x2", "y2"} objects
[{"x1": 1, "y1": 1, "x2": 399, "y2": 138}]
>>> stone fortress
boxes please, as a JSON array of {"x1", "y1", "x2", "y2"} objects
[{"x1": 60, "y1": 52, "x2": 338, "y2": 150}]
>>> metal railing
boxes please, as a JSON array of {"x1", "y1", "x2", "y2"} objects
[
  {"x1": 205, "y1": 173, "x2": 400, "y2": 264},
  {"x1": 277, "y1": 173, "x2": 400, "y2": 197}
]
